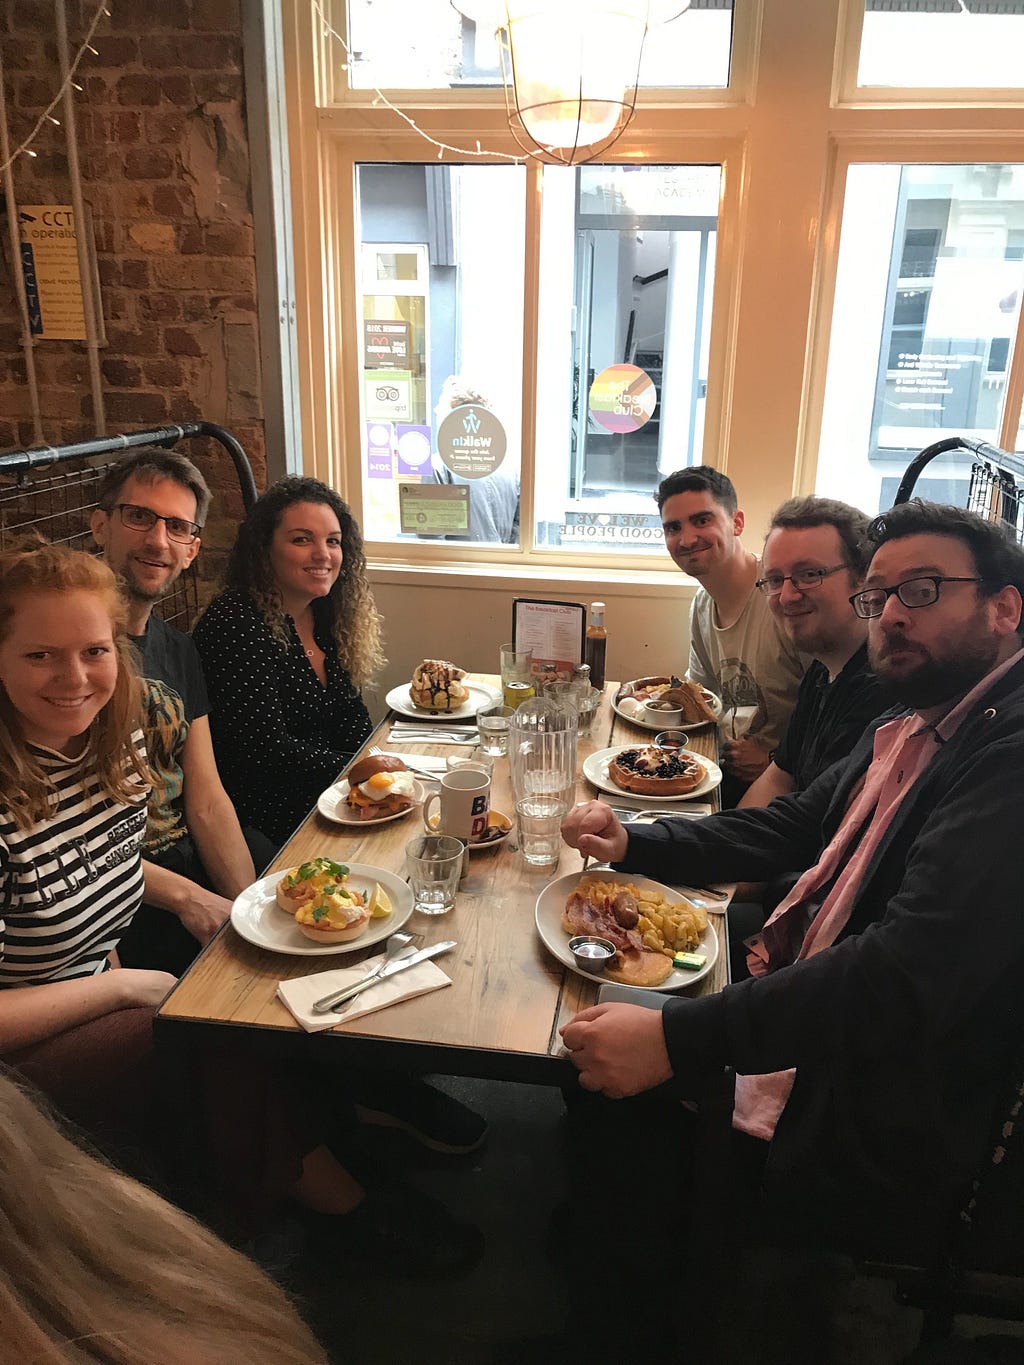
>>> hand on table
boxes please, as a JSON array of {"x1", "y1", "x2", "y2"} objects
[
  {"x1": 560, "y1": 1003, "x2": 672, "y2": 1099},
  {"x1": 721, "y1": 735, "x2": 771, "y2": 782},
  {"x1": 176, "y1": 889, "x2": 232, "y2": 946},
  {"x1": 560, "y1": 800, "x2": 628, "y2": 865}
]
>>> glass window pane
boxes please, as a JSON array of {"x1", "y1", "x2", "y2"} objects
[
  {"x1": 344, "y1": 1, "x2": 733, "y2": 93},
  {"x1": 355, "y1": 165, "x2": 526, "y2": 547},
  {"x1": 816, "y1": 164, "x2": 1024, "y2": 516},
  {"x1": 535, "y1": 163, "x2": 721, "y2": 555},
  {"x1": 859, "y1": 3, "x2": 1024, "y2": 89}
]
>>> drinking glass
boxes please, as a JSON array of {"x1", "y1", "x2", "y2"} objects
[
  {"x1": 446, "y1": 749, "x2": 495, "y2": 777},
  {"x1": 405, "y1": 834, "x2": 465, "y2": 915},
  {"x1": 477, "y1": 703, "x2": 515, "y2": 756},
  {"x1": 515, "y1": 796, "x2": 569, "y2": 868},
  {"x1": 509, "y1": 698, "x2": 579, "y2": 811},
  {"x1": 500, "y1": 644, "x2": 534, "y2": 708}
]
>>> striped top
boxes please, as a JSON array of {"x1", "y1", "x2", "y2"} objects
[{"x1": 0, "y1": 732, "x2": 150, "y2": 986}]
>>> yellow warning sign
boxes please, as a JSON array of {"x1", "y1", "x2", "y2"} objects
[{"x1": 18, "y1": 205, "x2": 87, "y2": 339}]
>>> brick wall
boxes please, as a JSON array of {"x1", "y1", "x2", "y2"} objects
[{"x1": 0, "y1": 0, "x2": 266, "y2": 579}]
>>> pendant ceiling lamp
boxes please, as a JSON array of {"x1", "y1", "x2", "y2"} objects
[{"x1": 452, "y1": 1, "x2": 691, "y2": 166}]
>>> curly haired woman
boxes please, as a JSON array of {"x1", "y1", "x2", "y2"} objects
[{"x1": 193, "y1": 478, "x2": 383, "y2": 843}]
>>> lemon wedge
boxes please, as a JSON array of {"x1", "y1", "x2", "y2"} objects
[{"x1": 368, "y1": 882, "x2": 392, "y2": 918}]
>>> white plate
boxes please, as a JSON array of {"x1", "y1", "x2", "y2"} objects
[
  {"x1": 317, "y1": 777, "x2": 425, "y2": 826},
  {"x1": 385, "y1": 680, "x2": 501, "y2": 722},
  {"x1": 535, "y1": 869, "x2": 719, "y2": 991},
  {"x1": 613, "y1": 680, "x2": 722, "y2": 733},
  {"x1": 426, "y1": 809, "x2": 513, "y2": 852},
  {"x1": 230, "y1": 865, "x2": 413, "y2": 957},
  {"x1": 583, "y1": 746, "x2": 722, "y2": 802}
]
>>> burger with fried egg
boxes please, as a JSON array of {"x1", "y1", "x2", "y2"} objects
[{"x1": 344, "y1": 753, "x2": 418, "y2": 820}]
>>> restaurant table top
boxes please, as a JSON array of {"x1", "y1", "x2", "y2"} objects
[{"x1": 156, "y1": 678, "x2": 731, "y2": 1085}]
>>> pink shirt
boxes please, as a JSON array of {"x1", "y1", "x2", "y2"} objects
[{"x1": 733, "y1": 645, "x2": 1024, "y2": 1141}]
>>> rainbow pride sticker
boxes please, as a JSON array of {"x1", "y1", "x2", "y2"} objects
[{"x1": 588, "y1": 364, "x2": 657, "y2": 434}]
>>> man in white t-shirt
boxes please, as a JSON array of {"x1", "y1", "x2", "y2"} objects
[{"x1": 656, "y1": 466, "x2": 805, "y2": 802}]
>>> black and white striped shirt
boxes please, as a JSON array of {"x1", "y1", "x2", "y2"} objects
[{"x1": 0, "y1": 733, "x2": 150, "y2": 986}]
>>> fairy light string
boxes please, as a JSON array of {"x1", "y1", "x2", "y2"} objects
[{"x1": 0, "y1": 0, "x2": 111, "y2": 175}]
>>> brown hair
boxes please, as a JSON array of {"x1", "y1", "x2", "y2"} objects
[
  {"x1": 225, "y1": 477, "x2": 385, "y2": 687},
  {"x1": 655, "y1": 465, "x2": 738, "y2": 515},
  {"x1": 0, "y1": 1068, "x2": 326, "y2": 1363},
  {"x1": 96, "y1": 447, "x2": 212, "y2": 527},
  {"x1": 767, "y1": 495, "x2": 873, "y2": 577},
  {"x1": 0, "y1": 542, "x2": 151, "y2": 829}
]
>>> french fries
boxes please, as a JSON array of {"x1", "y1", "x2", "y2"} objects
[{"x1": 579, "y1": 876, "x2": 707, "y2": 958}]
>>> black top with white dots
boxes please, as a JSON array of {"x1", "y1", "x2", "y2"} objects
[{"x1": 192, "y1": 588, "x2": 372, "y2": 844}]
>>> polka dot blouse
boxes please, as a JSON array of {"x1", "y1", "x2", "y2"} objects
[{"x1": 192, "y1": 589, "x2": 372, "y2": 844}]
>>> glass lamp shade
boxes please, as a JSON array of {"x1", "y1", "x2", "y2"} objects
[{"x1": 501, "y1": 0, "x2": 650, "y2": 163}]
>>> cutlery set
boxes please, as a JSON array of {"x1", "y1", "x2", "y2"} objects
[{"x1": 311, "y1": 935, "x2": 457, "y2": 1014}]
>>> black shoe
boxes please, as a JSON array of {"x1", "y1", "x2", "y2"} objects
[
  {"x1": 305, "y1": 1185, "x2": 484, "y2": 1279},
  {"x1": 353, "y1": 1077, "x2": 488, "y2": 1155}
]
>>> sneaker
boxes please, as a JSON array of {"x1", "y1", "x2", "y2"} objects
[
  {"x1": 353, "y1": 1077, "x2": 488, "y2": 1155},
  {"x1": 304, "y1": 1185, "x2": 484, "y2": 1279}
]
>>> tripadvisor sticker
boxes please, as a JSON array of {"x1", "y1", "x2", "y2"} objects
[
  {"x1": 436, "y1": 404, "x2": 507, "y2": 480},
  {"x1": 588, "y1": 364, "x2": 657, "y2": 434}
]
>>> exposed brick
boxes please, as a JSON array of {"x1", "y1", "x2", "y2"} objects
[
  {"x1": 203, "y1": 223, "x2": 254, "y2": 257},
  {"x1": 143, "y1": 358, "x2": 183, "y2": 387},
  {"x1": 98, "y1": 258, "x2": 121, "y2": 288},
  {"x1": 84, "y1": 74, "x2": 113, "y2": 106},
  {"x1": 191, "y1": 0, "x2": 242, "y2": 30},
  {"x1": 124, "y1": 148, "x2": 175, "y2": 180},
  {"x1": 105, "y1": 391, "x2": 170, "y2": 424},
  {"x1": 36, "y1": 387, "x2": 83, "y2": 419},
  {"x1": 138, "y1": 292, "x2": 181, "y2": 322},
  {"x1": 0, "y1": 421, "x2": 18, "y2": 450},
  {"x1": 183, "y1": 295, "x2": 212, "y2": 321},
  {"x1": 116, "y1": 0, "x2": 191, "y2": 27},
  {"x1": 102, "y1": 358, "x2": 142, "y2": 388},
  {"x1": 140, "y1": 35, "x2": 238, "y2": 69},
  {"x1": 28, "y1": 151, "x2": 68, "y2": 181},
  {"x1": 116, "y1": 73, "x2": 162, "y2": 107},
  {"x1": 144, "y1": 112, "x2": 189, "y2": 145},
  {"x1": 56, "y1": 358, "x2": 89, "y2": 386},
  {"x1": 179, "y1": 224, "x2": 205, "y2": 255},
  {"x1": 163, "y1": 327, "x2": 204, "y2": 357},
  {"x1": 101, "y1": 289, "x2": 132, "y2": 321},
  {"x1": 122, "y1": 259, "x2": 150, "y2": 289},
  {"x1": 191, "y1": 73, "x2": 244, "y2": 103},
  {"x1": 151, "y1": 257, "x2": 254, "y2": 293},
  {"x1": 222, "y1": 294, "x2": 257, "y2": 313},
  {"x1": 92, "y1": 34, "x2": 139, "y2": 67},
  {"x1": 159, "y1": 75, "x2": 193, "y2": 105},
  {"x1": 98, "y1": 110, "x2": 142, "y2": 144},
  {"x1": 104, "y1": 324, "x2": 162, "y2": 357},
  {"x1": 17, "y1": 76, "x2": 53, "y2": 106},
  {"x1": 128, "y1": 223, "x2": 176, "y2": 253},
  {"x1": 152, "y1": 184, "x2": 193, "y2": 218},
  {"x1": 12, "y1": 1, "x2": 51, "y2": 31}
]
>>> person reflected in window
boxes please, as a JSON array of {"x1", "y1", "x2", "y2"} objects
[
  {"x1": 193, "y1": 479, "x2": 381, "y2": 845},
  {"x1": 430, "y1": 376, "x2": 521, "y2": 545}
]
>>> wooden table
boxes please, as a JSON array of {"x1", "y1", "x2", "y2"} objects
[{"x1": 156, "y1": 680, "x2": 728, "y2": 1086}]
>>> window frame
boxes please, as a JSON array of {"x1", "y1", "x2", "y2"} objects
[{"x1": 280, "y1": 0, "x2": 1024, "y2": 577}]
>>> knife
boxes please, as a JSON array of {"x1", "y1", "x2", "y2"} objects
[{"x1": 311, "y1": 940, "x2": 458, "y2": 1014}]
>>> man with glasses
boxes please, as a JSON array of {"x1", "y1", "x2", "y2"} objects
[
  {"x1": 91, "y1": 450, "x2": 274, "y2": 975},
  {"x1": 739, "y1": 497, "x2": 883, "y2": 810},
  {"x1": 656, "y1": 467, "x2": 805, "y2": 804},
  {"x1": 561, "y1": 500, "x2": 1024, "y2": 1259}
]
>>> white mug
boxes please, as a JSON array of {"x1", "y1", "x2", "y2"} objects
[{"x1": 422, "y1": 767, "x2": 491, "y2": 843}]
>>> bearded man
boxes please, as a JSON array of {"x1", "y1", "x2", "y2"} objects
[{"x1": 561, "y1": 500, "x2": 1024, "y2": 1257}]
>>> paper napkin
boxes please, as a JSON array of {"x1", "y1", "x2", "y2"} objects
[{"x1": 277, "y1": 953, "x2": 452, "y2": 1032}]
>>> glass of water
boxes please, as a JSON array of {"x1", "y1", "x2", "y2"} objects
[
  {"x1": 515, "y1": 796, "x2": 569, "y2": 868},
  {"x1": 477, "y1": 703, "x2": 515, "y2": 756},
  {"x1": 405, "y1": 834, "x2": 464, "y2": 915}
]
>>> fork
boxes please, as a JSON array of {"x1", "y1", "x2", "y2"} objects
[{"x1": 311, "y1": 929, "x2": 423, "y2": 1014}]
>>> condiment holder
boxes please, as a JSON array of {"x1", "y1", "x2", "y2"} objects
[{"x1": 567, "y1": 935, "x2": 616, "y2": 974}]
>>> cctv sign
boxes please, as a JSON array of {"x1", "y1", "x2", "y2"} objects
[{"x1": 18, "y1": 205, "x2": 87, "y2": 339}]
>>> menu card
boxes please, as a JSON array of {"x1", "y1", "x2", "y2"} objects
[{"x1": 512, "y1": 599, "x2": 586, "y2": 681}]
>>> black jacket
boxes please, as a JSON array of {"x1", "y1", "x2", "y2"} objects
[{"x1": 617, "y1": 654, "x2": 1024, "y2": 1252}]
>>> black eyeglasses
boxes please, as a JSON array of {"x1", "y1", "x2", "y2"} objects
[
  {"x1": 755, "y1": 564, "x2": 847, "y2": 596},
  {"x1": 115, "y1": 503, "x2": 201, "y2": 544},
  {"x1": 849, "y1": 575, "x2": 980, "y2": 620}
]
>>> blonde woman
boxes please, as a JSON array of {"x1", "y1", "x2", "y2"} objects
[
  {"x1": 0, "y1": 1067, "x2": 326, "y2": 1364},
  {"x1": 193, "y1": 477, "x2": 384, "y2": 843}
]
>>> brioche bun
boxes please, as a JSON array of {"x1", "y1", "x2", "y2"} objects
[{"x1": 346, "y1": 753, "x2": 407, "y2": 787}]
